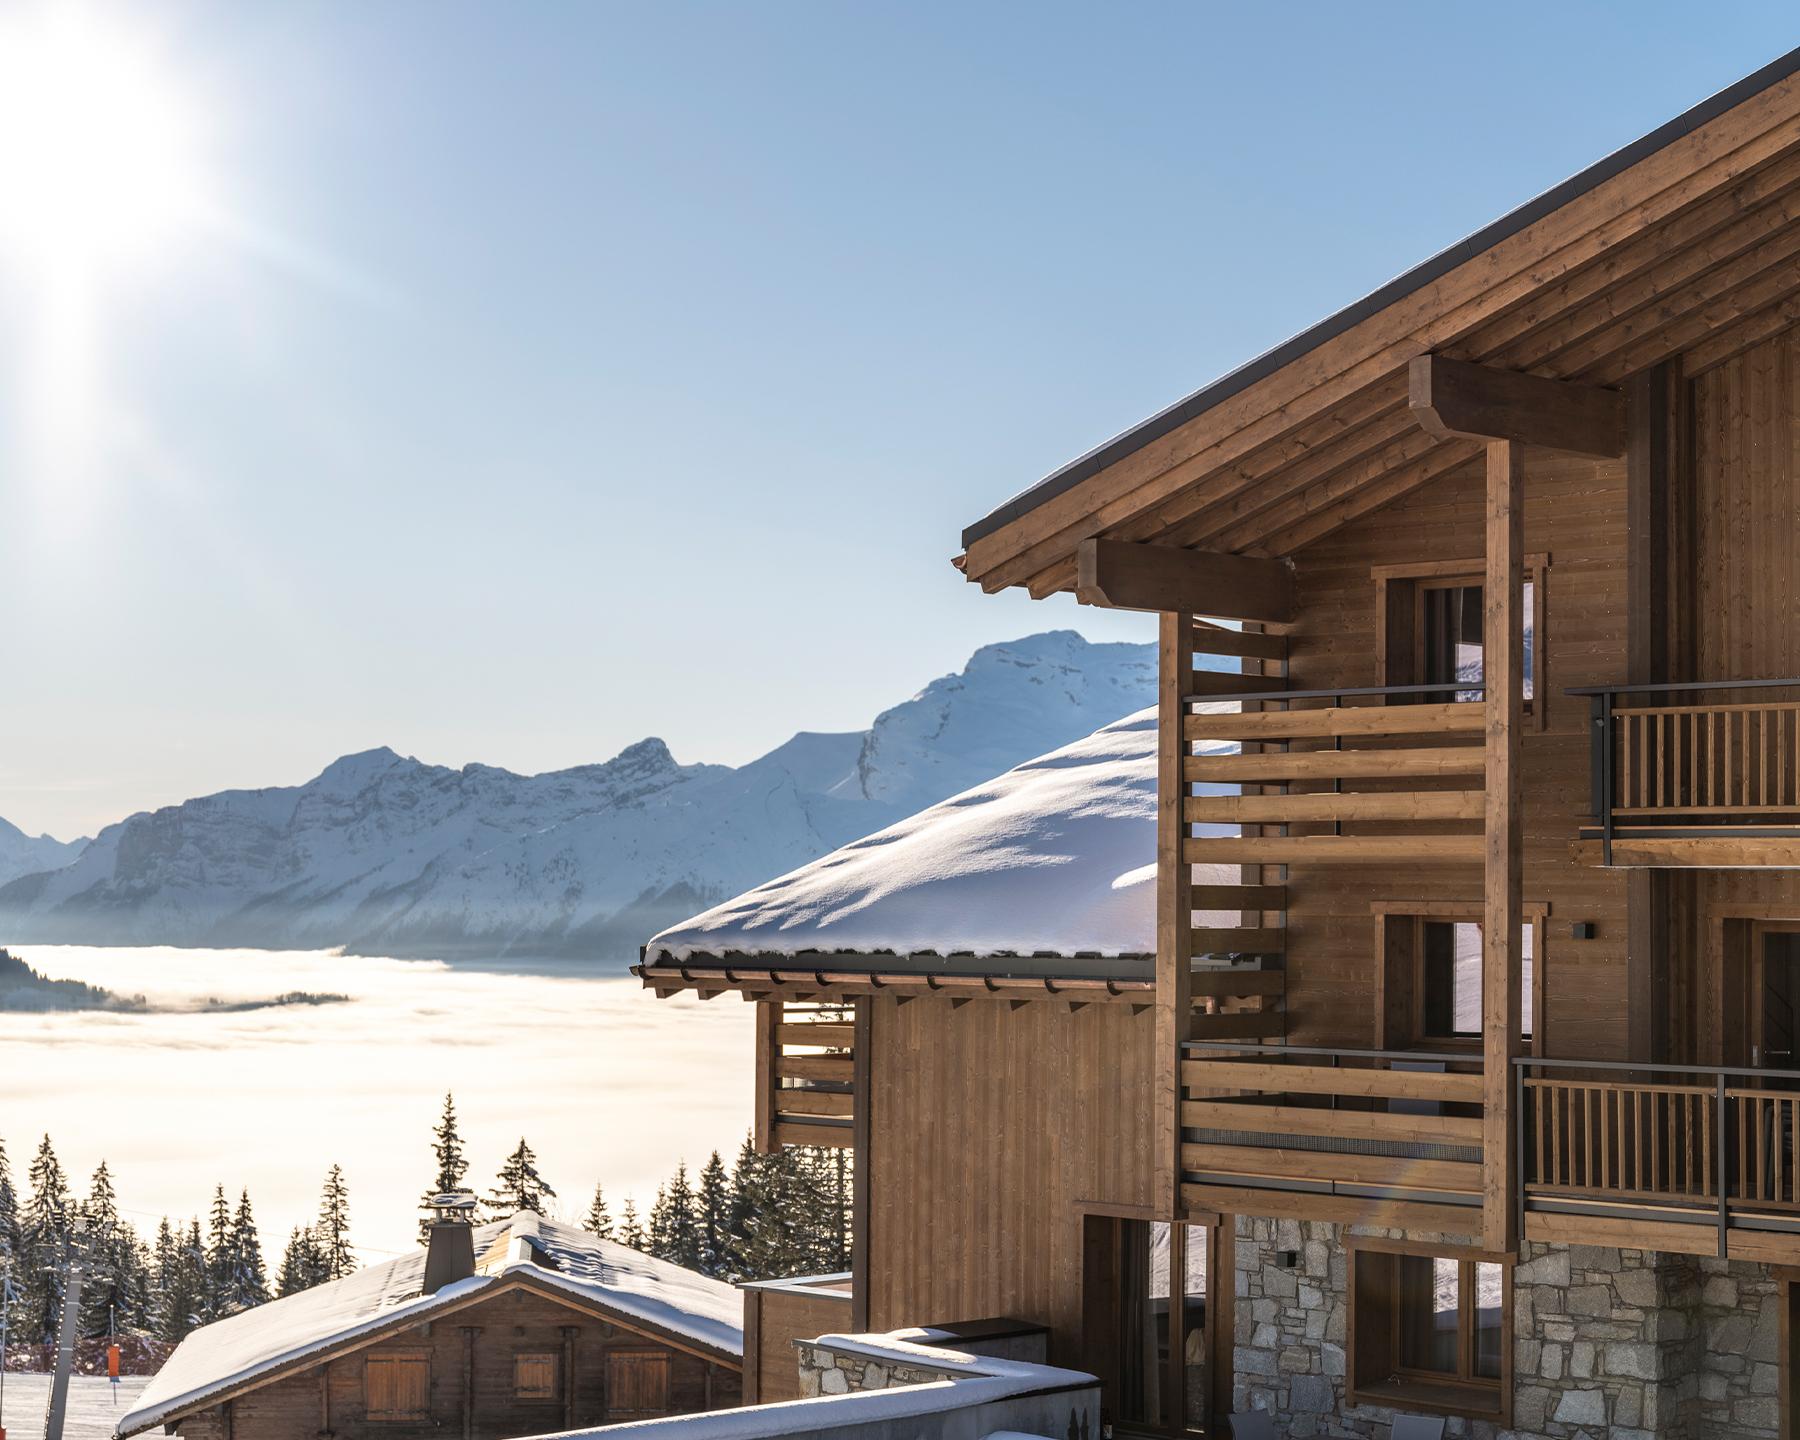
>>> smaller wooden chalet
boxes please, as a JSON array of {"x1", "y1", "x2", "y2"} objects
[{"x1": 116, "y1": 1209, "x2": 742, "y2": 1440}]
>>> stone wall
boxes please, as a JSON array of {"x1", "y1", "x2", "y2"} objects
[
  {"x1": 795, "y1": 1340, "x2": 963, "y2": 1397},
  {"x1": 1232, "y1": 1217, "x2": 1786, "y2": 1439}
]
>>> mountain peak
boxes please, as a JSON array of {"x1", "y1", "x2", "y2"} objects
[
  {"x1": 612, "y1": 737, "x2": 676, "y2": 770},
  {"x1": 313, "y1": 747, "x2": 407, "y2": 793}
]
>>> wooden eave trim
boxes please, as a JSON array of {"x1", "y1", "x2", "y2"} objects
[
  {"x1": 956, "y1": 65, "x2": 1800, "y2": 588},
  {"x1": 129, "y1": 1274, "x2": 740, "y2": 1435},
  {"x1": 636, "y1": 958, "x2": 1154, "y2": 1002}
]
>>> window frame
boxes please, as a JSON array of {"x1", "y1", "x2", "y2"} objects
[
  {"x1": 1346, "y1": 1235, "x2": 1511, "y2": 1427},
  {"x1": 1371, "y1": 899, "x2": 1548, "y2": 1056},
  {"x1": 364, "y1": 1349, "x2": 432, "y2": 1424},
  {"x1": 514, "y1": 1351, "x2": 559, "y2": 1402},
  {"x1": 1372, "y1": 554, "x2": 1549, "y2": 731}
]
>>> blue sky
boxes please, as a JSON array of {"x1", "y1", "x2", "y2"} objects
[{"x1": 2, "y1": 2, "x2": 1796, "y2": 839}]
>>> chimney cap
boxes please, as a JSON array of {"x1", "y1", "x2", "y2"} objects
[{"x1": 427, "y1": 1189, "x2": 479, "y2": 1221}]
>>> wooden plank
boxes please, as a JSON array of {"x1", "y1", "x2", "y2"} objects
[
  {"x1": 1190, "y1": 926, "x2": 1286, "y2": 953},
  {"x1": 1189, "y1": 624, "x2": 1289, "y2": 662},
  {"x1": 1181, "y1": 1142, "x2": 1482, "y2": 1193},
  {"x1": 1187, "y1": 1011, "x2": 1285, "y2": 1042},
  {"x1": 1181, "y1": 1099, "x2": 1482, "y2": 1146},
  {"x1": 1186, "y1": 791, "x2": 1485, "y2": 823},
  {"x1": 1483, "y1": 437, "x2": 1524, "y2": 1253},
  {"x1": 771, "y1": 1121, "x2": 852, "y2": 1149},
  {"x1": 1408, "y1": 353, "x2": 1626, "y2": 456},
  {"x1": 1181, "y1": 1058, "x2": 1484, "y2": 1103},
  {"x1": 775, "y1": 1022, "x2": 853, "y2": 1048},
  {"x1": 1189, "y1": 969, "x2": 1285, "y2": 998},
  {"x1": 850, "y1": 999, "x2": 870, "y2": 1330},
  {"x1": 1186, "y1": 748, "x2": 1486, "y2": 782},
  {"x1": 1180, "y1": 1182, "x2": 1480, "y2": 1236},
  {"x1": 1185, "y1": 703, "x2": 1485, "y2": 740},
  {"x1": 1523, "y1": 1209, "x2": 1714, "y2": 1256},
  {"x1": 775, "y1": 1090, "x2": 854, "y2": 1118},
  {"x1": 1076, "y1": 538, "x2": 1294, "y2": 622},
  {"x1": 1186, "y1": 669, "x2": 1291, "y2": 698},
  {"x1": 1185, "y1": 835, "x2": 1484, "y2": 864},
  {"x1": 1156, "y1": 611, "x2": 1194, "y2": 1223},
  {"x1": 1192, "y1": 882, "x2": 1288, "y2": 910},
  {"x1": 776, "y1": 1054, "x2": 854, "y2": 1083}
]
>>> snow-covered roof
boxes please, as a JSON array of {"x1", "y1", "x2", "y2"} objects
[
  {"x1": 118, "y1": 1213, "x2": 741, "y2": 1439},
  {"x1": 643, "y1": 708, "x2": 1238, "y2": 968}
]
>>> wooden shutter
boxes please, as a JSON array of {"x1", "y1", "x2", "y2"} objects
[
  {"x1": 606, "y1": 1351, "x2": 670, "y2": 1419},
  {"x1": 514, "y1": 1352, "x2": 558, "y2": 1400},
  {"x1": 366, "y1": 1352, "x2": 431, "y2": 1421}
]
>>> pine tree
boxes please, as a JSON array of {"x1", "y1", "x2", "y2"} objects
[
  {"x1": 0, "y1": 1136, "x2": 20, "y2": 1342},
  {"x1": 157, "y1": 1219, "x2": 208, "y2": 1343},
  {"x1": 21, "y1": 1134, "x2": 70, "y2": 1344},
  {"x1": 584, "y1": 1184, "x2": 612, "y2": 1240},
  {"x1": 204, "y1": 1183, "x2": 233, "y2": 1319},
  {"x1": 487, "y1": 1139, "x2": 555, "y2": 1218},
  {"x1": 80, "y1": 1161, "x2": 135, "y2": 1338},
  {"x1": 696, "y1": 1152, "x2": 732, "y2": 1277},
  {"x1": 222, "y1": 1190, "x2": 268, "y2": 1314},
  {"x1": 315, "y1": 1167, "x2": 356, "y2": 1280},
  {"x1": 647, "y1": 1164, "x2": 700, "y2": 1270},
  {"x1": 616, "y1": 1197, "x2": 645, "y2": 1251},
  {"x1": 149, "y1": 1218, "x2": 177, "y2": 1338},
  {"x1": 419, "y1": 1093, "x2": 469, "y2": 1243},
  {"x1": 276, "y1": 1227, "x2": 329, "y2": 1297}
]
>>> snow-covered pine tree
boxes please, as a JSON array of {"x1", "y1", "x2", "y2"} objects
[
  {"x1": 419, "y1": 1092, "x2": 469, "y2": 1244},
  {"x1": 315, "y1": 1167, "x2": 356, "y2": 1280},
  {"x1": 157, "y1": 1219, "x2": 208, "y2": 1343},
  {"x1": 223, "y1": 1189, "x2": 268, "y2": 1314},
  {"x1": 80, "y1": 1161, "x2": 129, "y2": 1338},
  {"x1": 276, "y1": 1227, "x2": 328, "y2": 1297},
  {"x1": 616, "y1": 1197, "x2": 645, "y2": 1251},
  {"x1": 584, "y1": 1184, "x2": 612, "y2": 1240},
  {"x1": 650, "y1": 1164, "x2": 700, "y2": 1270},
  {"x1": 0, "y1": 1135, "x2": 19, "y2": 1342},
  {"x1": 487, "y1": 1139, "x2": 555, "y2": 1219},
  {"x1": 724, "y1": 1134, "x2": 761, "y2": 1275},
  {"x1": 696, "y1": 1152, "x2": 731, "y2": 1278},
  {"x1": 149, "y1": 1218, "x2": 177, "y2": 1338},
  {"x1": 21, "y1": 1134, "x2": 70, "y2": 1345},
  {"x1": 204, "y1": 1183, "x2": 233, "y2": 1319}
]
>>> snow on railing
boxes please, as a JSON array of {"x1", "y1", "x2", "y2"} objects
[{"x1": 529, "y1": 1331, "x2": 1097, "y2": 1440}]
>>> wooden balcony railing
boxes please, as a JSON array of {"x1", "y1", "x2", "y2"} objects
[
  {"x1": 1179, "y1": 1041, "x2": 1486, "y2": 1233},
  {"x1": 1571, "y1": 677, "x2": 1800, "y2": 864},
  {"x1": 1516, "y1": 1056, "x2": 1800, "y2": 1259},
  {"x1": 754, "y1": 1000, "x2": 854, "y2": 1151}
]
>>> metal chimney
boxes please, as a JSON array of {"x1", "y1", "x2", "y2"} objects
[{"x1": 422, "y1": 1190, "x2": 478, "y2": 1294}]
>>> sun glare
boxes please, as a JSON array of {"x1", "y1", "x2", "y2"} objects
[{"x1": 0, "y1": 4, "x2": 206, "y2": 274}]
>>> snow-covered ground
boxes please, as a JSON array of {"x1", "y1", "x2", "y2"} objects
[{"x1": 0, "y1": 1376, "x2": 150, "y2": 1440}]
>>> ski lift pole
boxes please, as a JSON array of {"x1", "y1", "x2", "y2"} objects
[
  {"x1": 108, "y1": 1303, "x2": 120, "y2": 1401},
  {"x1": 45, "y1": 1211, "x2": 90, "y2": 1440}
]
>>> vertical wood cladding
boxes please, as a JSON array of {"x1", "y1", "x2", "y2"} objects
[
  {"x1": 864, "y1": 995, "x2": 1155, "y2": 1367},
  {"x1": 1679, "y1": 324, "x2": 1800, "y2": 1062},
  {"x1": 1279, "y1": 448, "x2": 1632, "y2": 1059},
  {"x1": 166, "y1": 1286, "x2": 739, "y2": 1440}
]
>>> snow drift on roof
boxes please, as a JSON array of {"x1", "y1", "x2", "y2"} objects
[
  {"x1": 118, "y1": 1214, "x2": 740, "y2": 1439},
  {"x1": 644, "y1": 708, "x2": 1238, "y2": 963}
]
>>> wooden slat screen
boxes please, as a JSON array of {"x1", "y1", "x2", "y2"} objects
[{"x1": 1612, "y1": 700, "x2": 1800, "y2": 816}]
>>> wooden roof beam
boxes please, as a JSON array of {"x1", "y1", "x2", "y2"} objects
[
  {"x1": 1408, "y1": 354, "x2": 1625, "y2": 456},
  {"x1": 1075, "y1": 538, "x2": 1294, "y2": 622}
]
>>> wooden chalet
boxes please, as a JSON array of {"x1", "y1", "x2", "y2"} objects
[
  {"x1": 116, "y1": 1210, "x2": 742, "y2": 1440},
  {"x1": 643, "y1": 47, "x2": 1800, "y2": 1440}
]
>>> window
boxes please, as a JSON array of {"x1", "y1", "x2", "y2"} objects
[
  {"x1": 1081, "y1": 1215, "x2": 1215, "y2": 1435},
  {"x1": 1373, "y1": 557, "x2": 1547, "y2": 728},
  {"x1": 515, "y1": 1352, "x2": 558, "y2": 1401},
  {"x1": 606, "y1": 1351, "x2": 670, "y2": 1420},
  {"x1": 1373, "y1": 902, "x2": 1546, "y2": 1052},
  {"x1": 1349, "y1": 1242, "x2": 1508, "y2": 1422},
  {"x1": 365, "y1": 1352, "x2": 430, "y2": 1422}
]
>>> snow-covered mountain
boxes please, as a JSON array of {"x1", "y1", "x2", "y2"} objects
[
  {"x1": 0, "y1": 816, "x2": 86, "y2": 887},
  {"x1": 0, "y1": 631, "x2": 1154, "y2": 966}
]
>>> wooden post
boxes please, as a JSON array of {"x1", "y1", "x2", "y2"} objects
[
  {"x1": 460, "y1": 1327, "x2": 479, "y2": 1440},
  {"x1": 1157, "y1": 611, "x2": 1196, "y2": 1221},
  {"x1": 753, "y1": 1000, "x2": 778, "y2": 1154},
  {"x1": 560, "y1": 1326, "x2": 578, "y2": 1430},
  {"x1": 850, "y1": 997, "x2": 872, "y2": 1331},
  {"x1": 1483, "y1": 439, "x2": 1524, "y2": 1252}
]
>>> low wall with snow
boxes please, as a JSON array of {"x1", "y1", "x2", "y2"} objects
[{"x1": 535, "y1": 1331, "x2": 1097, "y2": 1440}]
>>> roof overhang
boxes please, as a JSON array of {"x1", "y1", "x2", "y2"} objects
[
  {"x1": 956, "y1": 47, "x2": 1800, "y2": 595},
  {"x1": 635, "y1": 951, "x2": 1154, "y2": 1005}
]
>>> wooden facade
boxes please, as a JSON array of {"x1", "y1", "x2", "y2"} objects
[{"x1": 152, "y1": 1279, "x2": 739, "y2": 1440}]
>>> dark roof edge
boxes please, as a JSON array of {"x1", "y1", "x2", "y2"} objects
[{"x1": 960, "y1": 45, "x2": 1800, "y2": 551}]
